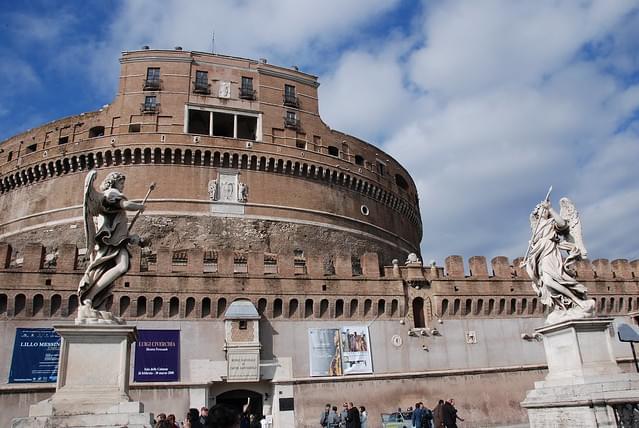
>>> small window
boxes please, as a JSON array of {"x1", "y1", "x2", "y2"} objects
[
  {"x1": 395, "y1": 174, "x2": 409, "y2": 190},
  {"x1": 296, "y1": 140, "x2": 306, "y2": 149},
  {"x1": 239, "y1": 320, "x2": 247, "y2": 330},
  {"x1": 26, "y1": 143, "x2": 37, "y2": 153},
  {"x1": 240, "y1": 77, "x2": 255, "y2": 99},
  {"x1": 142, "y1": 96, "x2": 158, "y2": 113},
  {"x1": 194, "y1": 71, "x2": 209, "y2": 94},
  {"x1": 327, "y1": 146, "x2": 339, "y2": 157},
  {"x1": 284, "y1": 84, "x2": 298, "y2": 107},
  {"x1": 355, "y1": 155, "x2": 364, "y2": 166},
  {"x1": 285, "y1": 111, "x2": 298, "y2": 129},
  {"x1": 89, "y1": 126, "x2": 105, "y2": 138},
  {"x1": 128, "y1": 123, "x2": 141, "y2": 133},
  {"x1": 58, "y1": 136, "x2": 69, "y2": 145},
  {"x1": 7, "y1": 151, "x2": 13, "y2": 161},
  {"x1": 377, "y1": 161, "x2": 385, "y2": 176},
  {"x1": 144, "y1": 67, "x2": 160, "y2": 90}
]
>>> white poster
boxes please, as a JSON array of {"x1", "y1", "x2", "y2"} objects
[{"x1": 308, "y1": 326, "x2": 372, "y2": 376}]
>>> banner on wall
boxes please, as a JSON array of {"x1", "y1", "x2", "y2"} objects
[
  {"x1": 9, "y1": 328, "x2": 60, "y2": 383},
  {"x1": 134, "y1": 330, "x2": 180, "y2": 382},
  {"x1": 308, "y1": 326, "x2": 372, "y2": 377}
]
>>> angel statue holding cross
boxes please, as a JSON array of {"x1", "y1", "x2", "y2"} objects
[
  {"x1": 76, "y1": 170, "x2": 154, "y2": 324},
  {"x1": 523, "y1": 190, "x2": 595, "y2": 325}
]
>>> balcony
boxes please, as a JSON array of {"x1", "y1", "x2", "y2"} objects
[
  {"x1": 239, "y1": 87, "x2": 256, "y2": 100},
  {"x1": 143, "y1": 78, "x2": 162, "y2": 91},
  {"x1": 140, "y1": 102, "x2": 160, "y2": 114},
  {"x1": 284, "y1": 117, "x2": 300, "y2": 130},
  {"x1": 283, "y1": 94, "x2": 299, "y2": 108},
  {"x1": 193, "y1": 81, "x2": 211, "y2": 95}
]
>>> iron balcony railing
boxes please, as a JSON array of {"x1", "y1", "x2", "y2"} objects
[
  {"x1": 283, "y1": 94, "x2": 299, "y2": 108},
  {"x1": 140, "y1": 102, "x2": 160, "y2": 114},
  {"x1": 193, "y1": 80, "x2": 211, "y2": 95},
  {"x1": 240, "y1": 87, "x2": 256, "y2": 100},
  {"x1": 143, "y1": 78, "x2": 162, "y2": 91},
  {"x1": 284, "y1": 117, "x2": 300, "y2": 129}
]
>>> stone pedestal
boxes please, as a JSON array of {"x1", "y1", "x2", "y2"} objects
[
  {"x1": 12, "y1": 324, "x2": 153, "y2": 428},
  {"x1": 522, "y1": 318, "x2": 639, "y2": 427}
]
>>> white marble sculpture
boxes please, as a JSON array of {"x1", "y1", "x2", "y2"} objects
[
  {"x1": 208, "y1": 179, "x2": 218, "y2": 201},
  {"x1": 238, "y1": 181, "x2": 249, "y2": 202},
  {"x1": 523, "y1": 190, "x2": 595, "y2": 324},
  {"x1": 76, "y1": 170, "x2": 152, "y2": 324}
]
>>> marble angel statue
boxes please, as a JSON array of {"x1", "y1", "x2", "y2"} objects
[
  {"x1": 523, "y1": 191, "x2": 595, "y2": 324},
  {"x1": 76, "y1": 170, "x2": 153, "y2": 324}
]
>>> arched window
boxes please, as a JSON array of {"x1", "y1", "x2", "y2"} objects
[
  {"x1": 167, "y1": 297, "x2": 179, "y2": 318},
  {"x1": 377, "y1": 299, "x2": 386, "y2": 317},
  {"x1": 32, "y1": 294, "x2": 44, "y2": 316},
  {"x1": 441, "y1": 298, "x2": 449, "y2": 316},
  {"x1": 202, "y1": 297, "x2": 211, "y2": 318},
  {"x1": 119, "y1": 296, "x2": 130, "y2": 317},
  {"x1": 50, "y1": 294, "x2": 62, "y2": 316},
  {"x1": 68, "y1": 295, "x2": 79, "y2": 316},
  {"x1": 363, "y1": 299, "x2": 372, "y2": 317},
  {"x1": 288, "y1": 299, "x2": 298, "y2": 318},
  {"x1": 304, "y1": 299, "x2": 313, "y2": 318},
  {"x1": 0, "y1": 293, "x2": 8, "y2": 315},
  {"x1": 185, "y1": 297, "x2": 195, "y2": 318},
  {"x1": 391, "y1": 299, "x2": 399, "y2": 317},
  {"x1": 319, "y1": 299, "x2": 329, "y2": 319},
  {"x1": 335, "y1": 299, "x2": 344, "y2": 318},
  {"x1": 257, "y1": 298, "x2": 267, "y2": 316},
  {"x1": 14, "y1": 294, "x2": 26, "y2": 316},
  {"x1": 273, "y1": 298, "x2": 283, "y2": 318},
  {"x1": 217, "y1": 298, "x2": 227, "y2": 318},
  {"x1": 349, "y1": 299, "x2": 358, "y2": 318},
  {"x1": 153, "y1": 297, "x2": 163, "y2": 317},
  {"x1": 137, "y1": 296, "x2": 147, "y2": 317},
  {"x1": 453, "y1": 299, "x2": 460, "y2": 315}
]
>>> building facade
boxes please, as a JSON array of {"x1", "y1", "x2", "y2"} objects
[{"x1": 0, "y1": 49, "x2": 637, "y2": 427}]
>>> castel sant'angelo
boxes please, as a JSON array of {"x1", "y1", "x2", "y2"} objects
[{"x1": 0, "y1": 48, "x2": 637, "y2": 427}]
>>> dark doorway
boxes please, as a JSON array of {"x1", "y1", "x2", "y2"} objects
[{"x1": 215, "y1": 389, "x2": 263, "y2": 418}]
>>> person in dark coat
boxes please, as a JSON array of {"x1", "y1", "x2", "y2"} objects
[
  {"x1": 320, "y1": 403, "x2": 331, "y2": 427},
  {"x1": 345, "y1": 402, "x2": 360, "y2": 428},
  {"x1": 442, "y1": 399, "x2": 464, "y2": 428},
  {"x1": 411, "y1": 402, "x2": 425, "y2": 428},
  {"x1": 432, "y1": 400, "x2": 445, "y2": 428}
]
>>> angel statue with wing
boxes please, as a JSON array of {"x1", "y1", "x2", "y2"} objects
[
  {"x1": 76, "y1": 170, "x2": 150, "y2": 324},
  {"x1": 524, "y1": 192, "x2": 595, "y2": 325}
]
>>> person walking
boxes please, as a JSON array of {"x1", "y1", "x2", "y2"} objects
[
  {"x1": 443, "y1": 399, "x2": 464, "y2": 428},
  {"x1": 432, "y1": 400, "x2": 445, "y2": 428},
  {"x1": 320, "y1": 403, "x2": 331, "y2": 427}
]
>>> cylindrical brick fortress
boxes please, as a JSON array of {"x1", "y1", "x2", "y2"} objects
[{"x1": 0, "y1": 49, "x2": 422, "y2": 264}]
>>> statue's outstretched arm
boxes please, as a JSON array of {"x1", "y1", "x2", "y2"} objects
[{"x1": 120, "y1": 200, "x2": 145, "y2": 212}]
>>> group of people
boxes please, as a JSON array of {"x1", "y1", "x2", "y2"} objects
[
  {"x1": 319, "y1": 402, "x2": 369, "y2": 428},
  {"x1": 153, "y1": 405, "x2": 266, "y2": 428},
  {"x1": 404, "y1": 399, "x2": 464, "y2": 428}
]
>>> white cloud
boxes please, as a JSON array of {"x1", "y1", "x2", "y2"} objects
[{"x1": 321, "y1": 0, "x2": 639, "y2": 264}]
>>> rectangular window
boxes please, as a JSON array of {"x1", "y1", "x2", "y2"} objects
[
  {"x1": 144, "y1": 67, "x2": 161, "y2": 90},
  {"x1": 142, "y1": 96, "x2": 158, "y2": 113},
  {"x1": 212, "y1": 112, "x2": 234, "y2": 137},
  {"x1": 129, "y1": 123, "x2": 141, "y2": 133},
  {"x1": 284, "y1": 84, "x2": 298, "y2": 107},
  {"x1": 237, "y1": 115, "x2": 257, "y2": 140},
  {"x1": 186, "y1": 107, "x2": 259, "y2": 140},
  {"x1": 58, "y1": 136, "x2": 69, "y2": 145},
  {"x1": 7, "y1": 151, "x2": 13, "y2": 161},
  {"x1": 296, "y1": 140, "x2": 306, "y2": 149},
  {"x1": 377, "y1": 161, "x2": 385, "y2": 176},
  {"x1": 26, "y1": 143, "x2": 37, "y2": 153},
  {"x1": 285, "y1": 111, "x2": 298, "y2": 129},
  {"x1": 188, "y1": 109, "x2": 210, "y2": 135},
  {"x1": 240, "y1": 76, "x2": 255, "y2": 99},
  {"x1": 194, "y1": 71, "x2": 209, "y2": 94},
  {"x1": 239, "y1": 320, "x2": 247, "y2": 330}
]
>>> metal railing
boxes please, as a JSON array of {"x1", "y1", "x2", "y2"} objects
[
  {"x1": 283, "y1": 94, "x2": 299, "y2": 108},
  {"x1": 193, "y1": 81, "x2": 211, "y2": 95},
  {"x1": 240, "y1": 87, "x2": 256, "y2": 100},
  {"x1": 143, "y1": 78, "x2": 162, "y2": 91},
  {"x1": 140, "y1": 102, "x2": 160, "y2": 114},
  {"x1": 284, "y1": 117, "x2": 300, "y2": 129}
]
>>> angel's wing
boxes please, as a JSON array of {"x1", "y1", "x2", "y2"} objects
[
  {"x1": 559, "y1": 197, "x2": 588, "y2": 258},
  {"x1": 83, "y1": 170, "x2": 103, "y2": 253}
]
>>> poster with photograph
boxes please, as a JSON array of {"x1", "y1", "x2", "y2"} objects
[
  {"x1": 339, "y1": 326, "x2": 372, "y2": 375},
  {"x1": 308, "y1": 326, "x2": 372, "y2": 376}
]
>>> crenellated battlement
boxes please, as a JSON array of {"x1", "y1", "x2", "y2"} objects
[{"x1": 2, "y1": 243, "x2": 638, "y2": 282}]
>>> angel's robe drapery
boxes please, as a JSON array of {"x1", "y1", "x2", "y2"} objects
[
  {"x1": 525, "y1": 216, "x2": 588, "y2": 309},
  {"x1": 78, "y1": 188, "x2": 130, "y2": 304}
]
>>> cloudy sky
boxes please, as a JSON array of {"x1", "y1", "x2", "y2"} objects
[{"x1": 1, "y1": 1, "x2": 638, "y2": 265}]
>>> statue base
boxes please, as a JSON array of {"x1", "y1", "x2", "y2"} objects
[
  {"x1": 521, "y1": 318, "x2": 639, "y2": 427},
  {"x1": 11, "y1": 324, "x2": 153, "y2": 428}
]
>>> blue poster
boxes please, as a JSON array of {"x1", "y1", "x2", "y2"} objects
[
  {"x1": 134, "y1": 330, "x2": 180, "y2": 382},
  {"x1": 9, "y1": 328, "x2": 60, "y2": 383}
]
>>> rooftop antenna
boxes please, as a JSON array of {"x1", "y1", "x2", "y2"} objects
[{"x1": 211, "y1": 32, "x2": 215, "y2": 54}]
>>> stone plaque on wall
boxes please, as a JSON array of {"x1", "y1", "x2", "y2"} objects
[
  {"x1": 227, "y1": 351, "x2": 260, "y2": 382},
  {"x1": 218, "y1": 81, "x2": 231, "y2": 99}
]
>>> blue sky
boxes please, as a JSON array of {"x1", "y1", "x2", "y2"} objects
[{"x1": 1, "y1": 0, "x2": 638, "y2": 266}]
